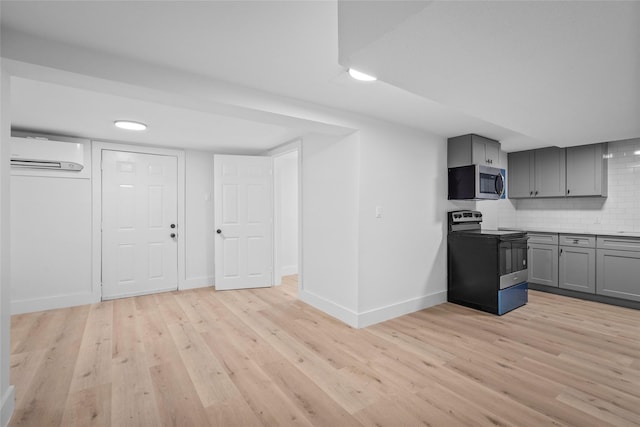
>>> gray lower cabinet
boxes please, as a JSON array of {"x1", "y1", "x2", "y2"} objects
[
  {"x1": 529, "y1": 244, "x2": 558, "y2": 287},
  {"x1": 596, "y1": 236, "x2": 640, "y2": 302},
  {"x1": 559, "y1": 234, "x2": 596, "y2": 293},
  {"x1": 528, "y1": 233, "x2": 559, "y2": 287},
  {"x1": 559, "y1": 247, "x2": 596, "y2": 293}
]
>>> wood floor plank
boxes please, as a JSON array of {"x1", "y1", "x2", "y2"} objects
[
  {"x1": 166, "y1": 321, "x2": 239, "y2": 407},
  {"x1": 68, "y1": 301, "x2": 113, "y2": 393},
  {"x1": 110, "y1": 298, "x2": 162, "y2": 427},
  {"x1": 9, "y1": 276, "x2": 640, "y2": 426},
  {"x1": 216, "y1": 295, "x2": 385, "y2": 414},
  {"x1": 260, "y1": 359, "x2": 361, "y2": 426},
  {"x1": 10, "y1": 305, "x2": 89, "y2": 427},
  {"x1": 201, "y1": 330, "x2": 314, "y2": 426},
  {"x1": 59, "y1": 383, "x2": 112, "y2": 427},
  {"x1": 204, "y1": 396, "x2": 263, "y2": 426},
  {"x1": 148, "y1": 362, "x2": 212, "y2": 427},
  {"x1": 8, "y1": 350, "x2": 47, "y2": 410}
]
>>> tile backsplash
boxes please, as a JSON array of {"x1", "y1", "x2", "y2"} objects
[{"x1": 499, "y1": 138, "x2": 640, "y2": 233}]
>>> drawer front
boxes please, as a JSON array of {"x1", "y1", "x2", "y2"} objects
[
  {"x1": 597, "y1": 236, "x2": 640, "y2": 252},
  {"x1": 559, "y1": 234, "x2": 596, "y2": 248},
  {"x1": 497, "y1": 282, "x2": 528, "y2": 315},
  {"x1": 527, "y1": 233, "x2": 558, "y2": 245}
]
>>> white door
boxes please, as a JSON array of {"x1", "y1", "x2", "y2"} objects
[
  {"x1": 214, "y1": 155, "x2": 273, "y2": 290},
  {"x1": 102, "y1": 150, "x2": 178, "y2": 299}
]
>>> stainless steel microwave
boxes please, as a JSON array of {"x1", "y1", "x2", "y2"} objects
[{"x1": 448, "y1": 164, "x2": 505, "y2": 200}]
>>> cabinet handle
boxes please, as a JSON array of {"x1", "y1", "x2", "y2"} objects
[
  {"x1": 560, "y1": 248, "x2": 563, "y2": 255},
  {"x1": 567, "y1": 189, "x2": 571, "y2": 195},
  {"x1": 535, "y1": 190, "x2": 539, "y2": 196},
  {"x1": 530, "y1": 191, "x2": 533, "y2": 196}
]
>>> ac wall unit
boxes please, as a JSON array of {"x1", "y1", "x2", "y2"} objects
[{"x1": 10, "y1": 137, "x2": 84, "y2": 171}]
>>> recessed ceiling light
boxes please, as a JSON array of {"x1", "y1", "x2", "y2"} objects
[
  {"x1": 114, "y1": 120, "x2": 147, "y2": 131},
  {"x1": 348, "y1": 68, "x2": 377, "y2": 82},
  {"x1": 634, "y1": 150, "x2": 640, "y2": 156}
]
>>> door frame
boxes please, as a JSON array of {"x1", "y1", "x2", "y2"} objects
[
  {"x1": 91, "y1": 141, "x2": 186, "y2": 301},
  {"x1": 268, "y1": 140, "x2": 302, "y2": 292}
]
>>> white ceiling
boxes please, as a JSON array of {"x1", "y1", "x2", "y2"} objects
[
  {"x1": 1, "y1": 1, "x2": 638, "y2": 152},
  {"x1": 10, "y1": 77, "x2": 303, "y2": 154},
  {"x1": 339, "y1": 1, "x2": 640, "y2": 148}
]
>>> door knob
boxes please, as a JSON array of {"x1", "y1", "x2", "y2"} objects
[
  {"x1": 170, "y1": 233, "x2": 176, "y2": 238},
  {"x1": 216, "y1": 229, "x2": 222, "y2": 234},
  {"x1": 170, "y1": 224, "x2": 176, "y2": 229}
]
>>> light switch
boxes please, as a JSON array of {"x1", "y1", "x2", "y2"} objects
[{"x1": 375, "y1": 206, "x2": 383, "y2": 218}]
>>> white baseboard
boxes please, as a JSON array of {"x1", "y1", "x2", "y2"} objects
[
  {"x1": 356, "y1": 291, "x2": 447, "y2": 328},
  {"x1": 298, "y1": 289, "x2": 359, "y2": 328},
  {"x1": 180, "y1": 276, "x2": 214, "y2": 291},
  {"x1": 298, "y1": 289, "x2": 447, "y2": 329},
  {"x1": 1, "y1": 385, "x2": 15, "y2": 427},
  {"x1": 281, "y1": 265, "x2": 298, "y2": 276},
  {"x1": 11, "y1": 292, "x2": 99, "y2": 315}
]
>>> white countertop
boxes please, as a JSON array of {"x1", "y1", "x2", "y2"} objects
[{"x1": 498, "y1": 227, "x2": 640, "y2": 239}]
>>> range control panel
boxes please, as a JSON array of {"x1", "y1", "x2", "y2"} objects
[{"x1": 449, "y1": 210, "x2": 483, "y2": 223}]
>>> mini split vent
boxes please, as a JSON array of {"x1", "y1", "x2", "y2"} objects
[{"x1": 10, "y1": 137, "x2": 84, "y2": 171}]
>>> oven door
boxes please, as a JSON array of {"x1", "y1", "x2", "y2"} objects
[{"x1": 499, "y1": 235, "x2": 529, "y2": 289}]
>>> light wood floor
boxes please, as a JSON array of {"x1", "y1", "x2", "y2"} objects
[{"x1": 9, "y1": 276, "x2": 640, "y2": 426}]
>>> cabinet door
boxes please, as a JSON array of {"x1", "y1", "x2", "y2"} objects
[
  {"x1": 528, "y1": 243, "x2": 558, "y2": 287},
  {"x1": 596, "y1": 249, "x2": 640, "y2": 302},
  {"x1": 471, "y1": 135, "x2": 500, "y2": 166},
  {"x1": 566, "y1": 144, "x2": 606, "y2": 197},
  {"x1": 534, "y1": 147, "x2": 566, "y2": 197},
  {"x1": 484, "y1": 140, "x2": 501, "y2": 167},
  {"x1": 508, "y1": 151, "x2": 533, "y2": 198},
  {"x1": 559, "y1": 247, "x2": 595, "y2": 293}
]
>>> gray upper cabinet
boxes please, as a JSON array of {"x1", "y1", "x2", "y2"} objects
[
  {"x1": 534, "y1": 147, "x2": 566, "y2": 197},
  {"x1": 448, "y1": 134, "x2": 500, "y2": 168},
  {"x1": 508, "y1": 147, "x2": 565, "y2": 198},
  {"x1": 566, "y1": 143, "x2": 608, "y2": 197},
  {"x1": 507, "y1": 150, "x2": 533, "y2": 198}
]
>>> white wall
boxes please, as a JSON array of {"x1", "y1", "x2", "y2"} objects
[
  {"x1": 3, "y1": 35, "x2": 455, "y2": 328},
  {"x1": 498, "y1": 138, "x2": 640, "y2": 233},
  {"x1": 274, "y1": 150, "x2": 298, "y2": 276},
  {"x1": 1, "y1": 61, "x2": 16, "y2": 427},
  {"x1": 356, "y1": 124, "x2": 448, "y2": 326},
  {"x1": 10, "y1": 175, "x2": 93, "y2": 313},
  {"x1": 9, "y1": 143, "x2": 215, "y2": 314},
  {"x1": 300, "y1": 132, "x2": 360, "y2": 325},
  {"x1": 184, "y1": 150, "x2": 215, "y2": 289}
]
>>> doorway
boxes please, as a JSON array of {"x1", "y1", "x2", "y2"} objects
[
  {"x1": 101, "y1": 150, "x2": 179, "y2": 299},
  {"x1": 273, "y1": 148, "x2": 299, "y2": 287}
]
